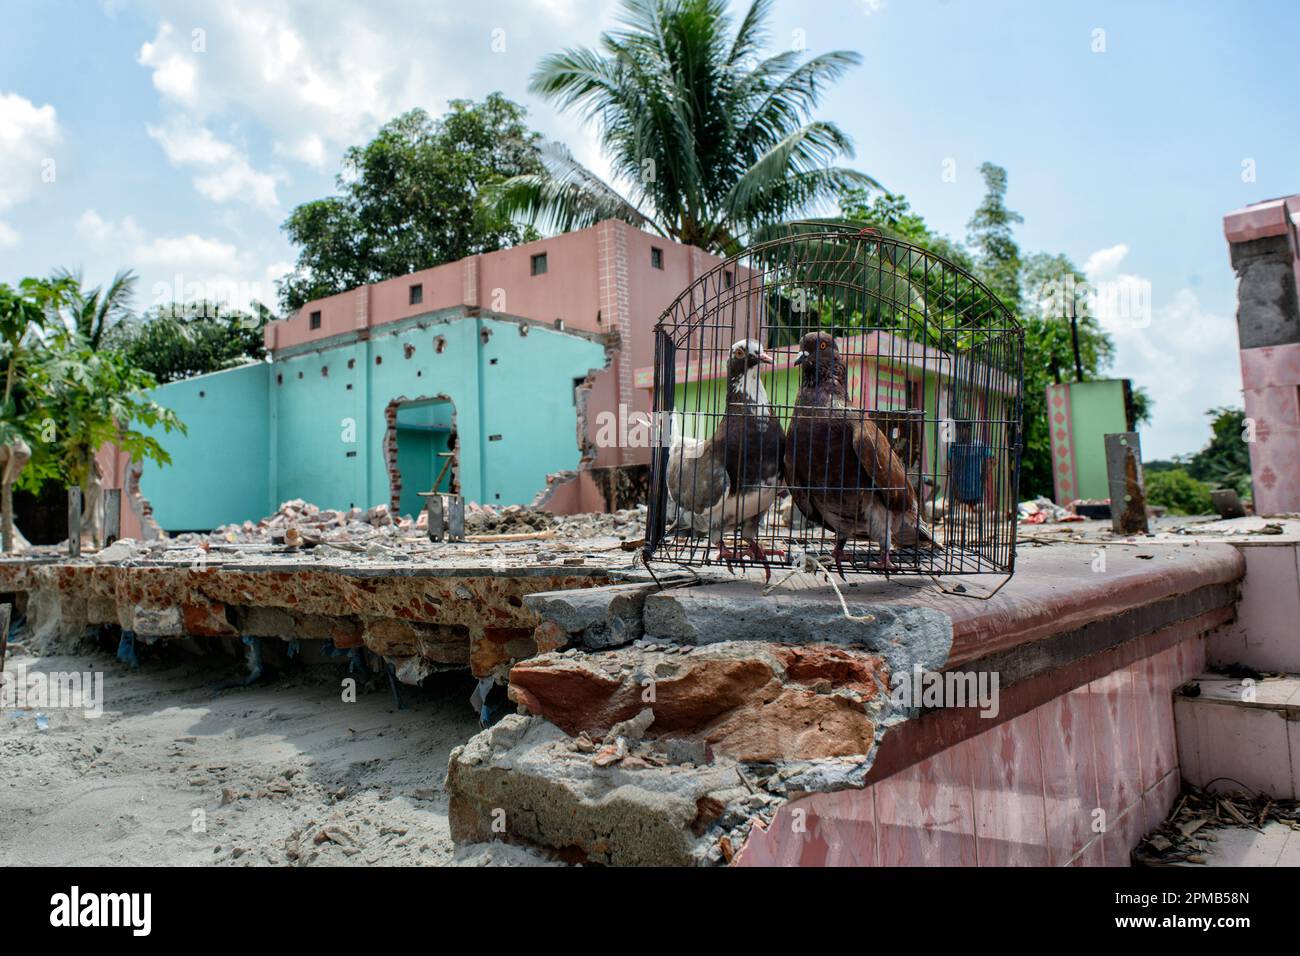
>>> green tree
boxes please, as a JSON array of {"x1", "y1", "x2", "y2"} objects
[
  {"x1": 493, "y1": 0, "x2": 876, "y2": 253},
  {"x1": 280, "y1": 95, "x2": 545, "y2": 310},
  {"x1": 838, "y1": 189, "x2": 973, "y2": 270},
  {"x1": 1186, "y1": 406, "x2": 1251, "y2": 497},
  {"x1": 106, "y1": 301, "x2": 270, "y2": 384},
  {"x1": 1, "y1": 277, "x2": 73, "y2": 551},
  {"x1": 966, "y1": 162, "x2": 1024, "y2": 311},
  {"x1": 23, "y1": 331, "x2": 184, "y2": 546}
]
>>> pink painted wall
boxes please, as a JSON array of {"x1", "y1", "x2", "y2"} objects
[{"x1": 94, "y1": 444, "x2": 143, "y2": 541}]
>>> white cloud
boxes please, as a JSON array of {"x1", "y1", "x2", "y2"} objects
[
  {"x1": 193, "y1": 157, "x2": 279, "y2": 209},
  {"x1": 133, "y1": 233, "x2": 242, "y2": 273},
  {"x1": 1084, "y1": 246, "x2": 1241, "y2": 459},
  {"x1": 1083, "y1": 243, "x2": 1128, "y2": 278},
  {"x1": 146, "y1": 116, "x2": 280, "y2": 210},
  {"x1": 130, "y1": 1, "x2": 616, "y2": 174},
  {"x1": 0, "y1": 221, "x2": 19, "y2": 248},
  {"x1": 146, "y1": 117, "x2": 234, "y2": 165},
  {"x1": 75, "y1": 210, "x2": 273, "y2": 312},
  {"x1": 0, "y1": 91, "x2": 60, "y2": 211}
]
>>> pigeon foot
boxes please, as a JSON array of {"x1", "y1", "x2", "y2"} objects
[
  {"x1": 715, "y1": 540, "x2": 743, "y2": 574},
  {"x1": 744, "y1": 539, "x2": 782, "y2": 583},
  {"x1": 867, "y1": 550, "x2": 898, "y2": 574}
]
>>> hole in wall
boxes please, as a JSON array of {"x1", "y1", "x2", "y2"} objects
[{"x1": 384, "y1": 394, "x2": 459, "y2": 517}]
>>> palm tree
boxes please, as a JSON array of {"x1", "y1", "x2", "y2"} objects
[
  {"x1": 49, "y1": 266, "x2": 137, "y2": 349},
  {"x1": 494, "y1": 0, "x2": 877, "y2": 254}
]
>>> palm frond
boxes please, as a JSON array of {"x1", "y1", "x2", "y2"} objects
[{"x1": 488, "y1": 142, "x2": 654, "y2": 235}]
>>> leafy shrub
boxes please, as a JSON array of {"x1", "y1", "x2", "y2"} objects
[{"x1": 1144, "y1": 468, "x2": 1214, "y2": 515}]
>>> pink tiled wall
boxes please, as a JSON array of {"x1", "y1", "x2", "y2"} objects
[
  {"x1": 735, "y1": 636, "x2": 1206, "y2": 867},
  {"x1": 1206, "y1": 543, "x2": 1300, "y2": 673},
  {"x1": 1240, "y1": 343, "x2": 1300, "y2": 514}
]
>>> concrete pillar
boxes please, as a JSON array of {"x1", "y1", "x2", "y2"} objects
[{"x1": 1224, "y1": 196, "x2": 1300, "y2": 514}]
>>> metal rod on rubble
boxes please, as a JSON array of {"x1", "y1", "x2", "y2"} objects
[
  {"x1": 1105, "y1": 432, "x2": 1149, "y2": 535},
  {"x1": 425, "y1": 493, "x2": 444, "y2": 542},
  {"x1": 67, "y1": 486, "x2": 82, "y2": 558},
  {"x1": 103, "y1": 488, "x2": 122, "y2": 546}
]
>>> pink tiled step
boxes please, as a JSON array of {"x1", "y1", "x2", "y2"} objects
[{"x1": 1174, "y1": 674, "x2": 1300, "y2": 799}]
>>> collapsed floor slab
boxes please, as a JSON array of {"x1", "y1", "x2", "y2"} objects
[
  {"x1": 0, "y1": 537, "x2": 636, "y2": 683},
  {"x1": 447, "y1": 540, "x2": 1247, "y2": 866}
]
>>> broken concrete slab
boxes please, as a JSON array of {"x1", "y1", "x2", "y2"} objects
[
  {"x1": 523, "y1": 581, "x2": 659, "y2": 648},
  {"x1": 508, "y1": 641, "x2": 890, "y2": 764},
  {"x1": 0, "y1": 556, "x2": 618, "y2": 680},
  {"x1": 642, "y1": 586, "x2": 953, "y2": 676},
  {"x1": 446, "y1": 714, "x2": 765, "y2": 866}
]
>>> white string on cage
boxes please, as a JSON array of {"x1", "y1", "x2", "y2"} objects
[{"x1": 762, "y1": 544, "x2": 876, "y2": 624}]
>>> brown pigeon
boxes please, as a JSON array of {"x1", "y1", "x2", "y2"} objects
[
  {"x1": 784, "y1": 331, "x2": 932, "y2": 575},
  {"x1": 666, "y1": 338, "x2": 784, "y2": 577}
]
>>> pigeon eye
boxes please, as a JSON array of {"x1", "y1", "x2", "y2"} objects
[{"x1": 819, "y1": 341, "x2": 828, "y2": 351}]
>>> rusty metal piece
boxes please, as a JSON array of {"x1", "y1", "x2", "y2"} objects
[
  {"x1": 1105, "y1": 432, "x2": 1149, "y2": 534},
  {"x1": 67, "y1": 486, "x2": 82, "y2": 558},
  {"x1": 103, "y1": 489, "x2": 122, "y2": 546}
]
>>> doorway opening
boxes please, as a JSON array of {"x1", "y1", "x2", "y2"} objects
[{"x1": 385, "y1": 395, "x2": 458, "y2": 517}]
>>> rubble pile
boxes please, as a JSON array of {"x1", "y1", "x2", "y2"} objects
[{"x1": 183, "y1": 499, "x2": 650, "y2": 549}]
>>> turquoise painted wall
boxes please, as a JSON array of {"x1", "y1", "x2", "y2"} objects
[
  {"x1": 138, "y1": 315, "x2": 605, "y2": 530},
  {"x1": 138, "y1": 361, "x2": 271, "y2": 530}
]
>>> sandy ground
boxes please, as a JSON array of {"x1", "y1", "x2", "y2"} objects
[{"x1": 0, "y1": 645, "x2": 483, "y2": 866}]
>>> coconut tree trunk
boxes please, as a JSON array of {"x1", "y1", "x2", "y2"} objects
[{"x1": 80, "y1": 460, "x2": 104, "y2": 550}]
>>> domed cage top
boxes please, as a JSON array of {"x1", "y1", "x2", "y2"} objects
[{"x1": 643, "y1": 224, "x2": 1024, "y2": 579}]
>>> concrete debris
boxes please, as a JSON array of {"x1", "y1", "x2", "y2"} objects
[
  {"x1": 447, "y1": 714, "x2": 781, "y2": 866},
  {"x1": 523, "y1": 581, "x2": 658, "y2": 649}
]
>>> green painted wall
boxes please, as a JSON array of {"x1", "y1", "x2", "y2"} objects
[
  {"x1": 140, "y1": 315, "x2": 605, "y2": 530},
  {"x1": 138, "y1": 361, "x2": 271, "y2": 530},
  {"x1": 1069, "y1": 379, "x2": 1130, "y2": 500}
]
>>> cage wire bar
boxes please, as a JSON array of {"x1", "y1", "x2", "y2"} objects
[{"x1": 644, "y1": 224, "x2": 1024, "y2": 579}]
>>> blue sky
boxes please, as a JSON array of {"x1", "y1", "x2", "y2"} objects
[{"x1": 1, "y1": 0, "x2": 1295, "y2": 458}]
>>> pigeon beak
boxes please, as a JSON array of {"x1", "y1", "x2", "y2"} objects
[
  {"x1": 794, "y1": 350, "x2": 808, "y2": 367},
  {"x1": 757, "y1": 351, "x2": 774, "y2": 365}
]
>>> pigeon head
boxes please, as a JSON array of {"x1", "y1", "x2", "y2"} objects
[
  {"x1": 726, "y1": 338, "x2": 773, "y2": 380},
  {"x1": 794, "y1": 331, "x2": 845, "y2": 390},
  {"x1": 727, "y1": 338, "x2": 773, "y2": 405}
]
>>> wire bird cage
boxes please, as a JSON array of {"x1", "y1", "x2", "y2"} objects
[{"x1": 644, "y1": 224, "x2": 1024, "y2": 581}]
